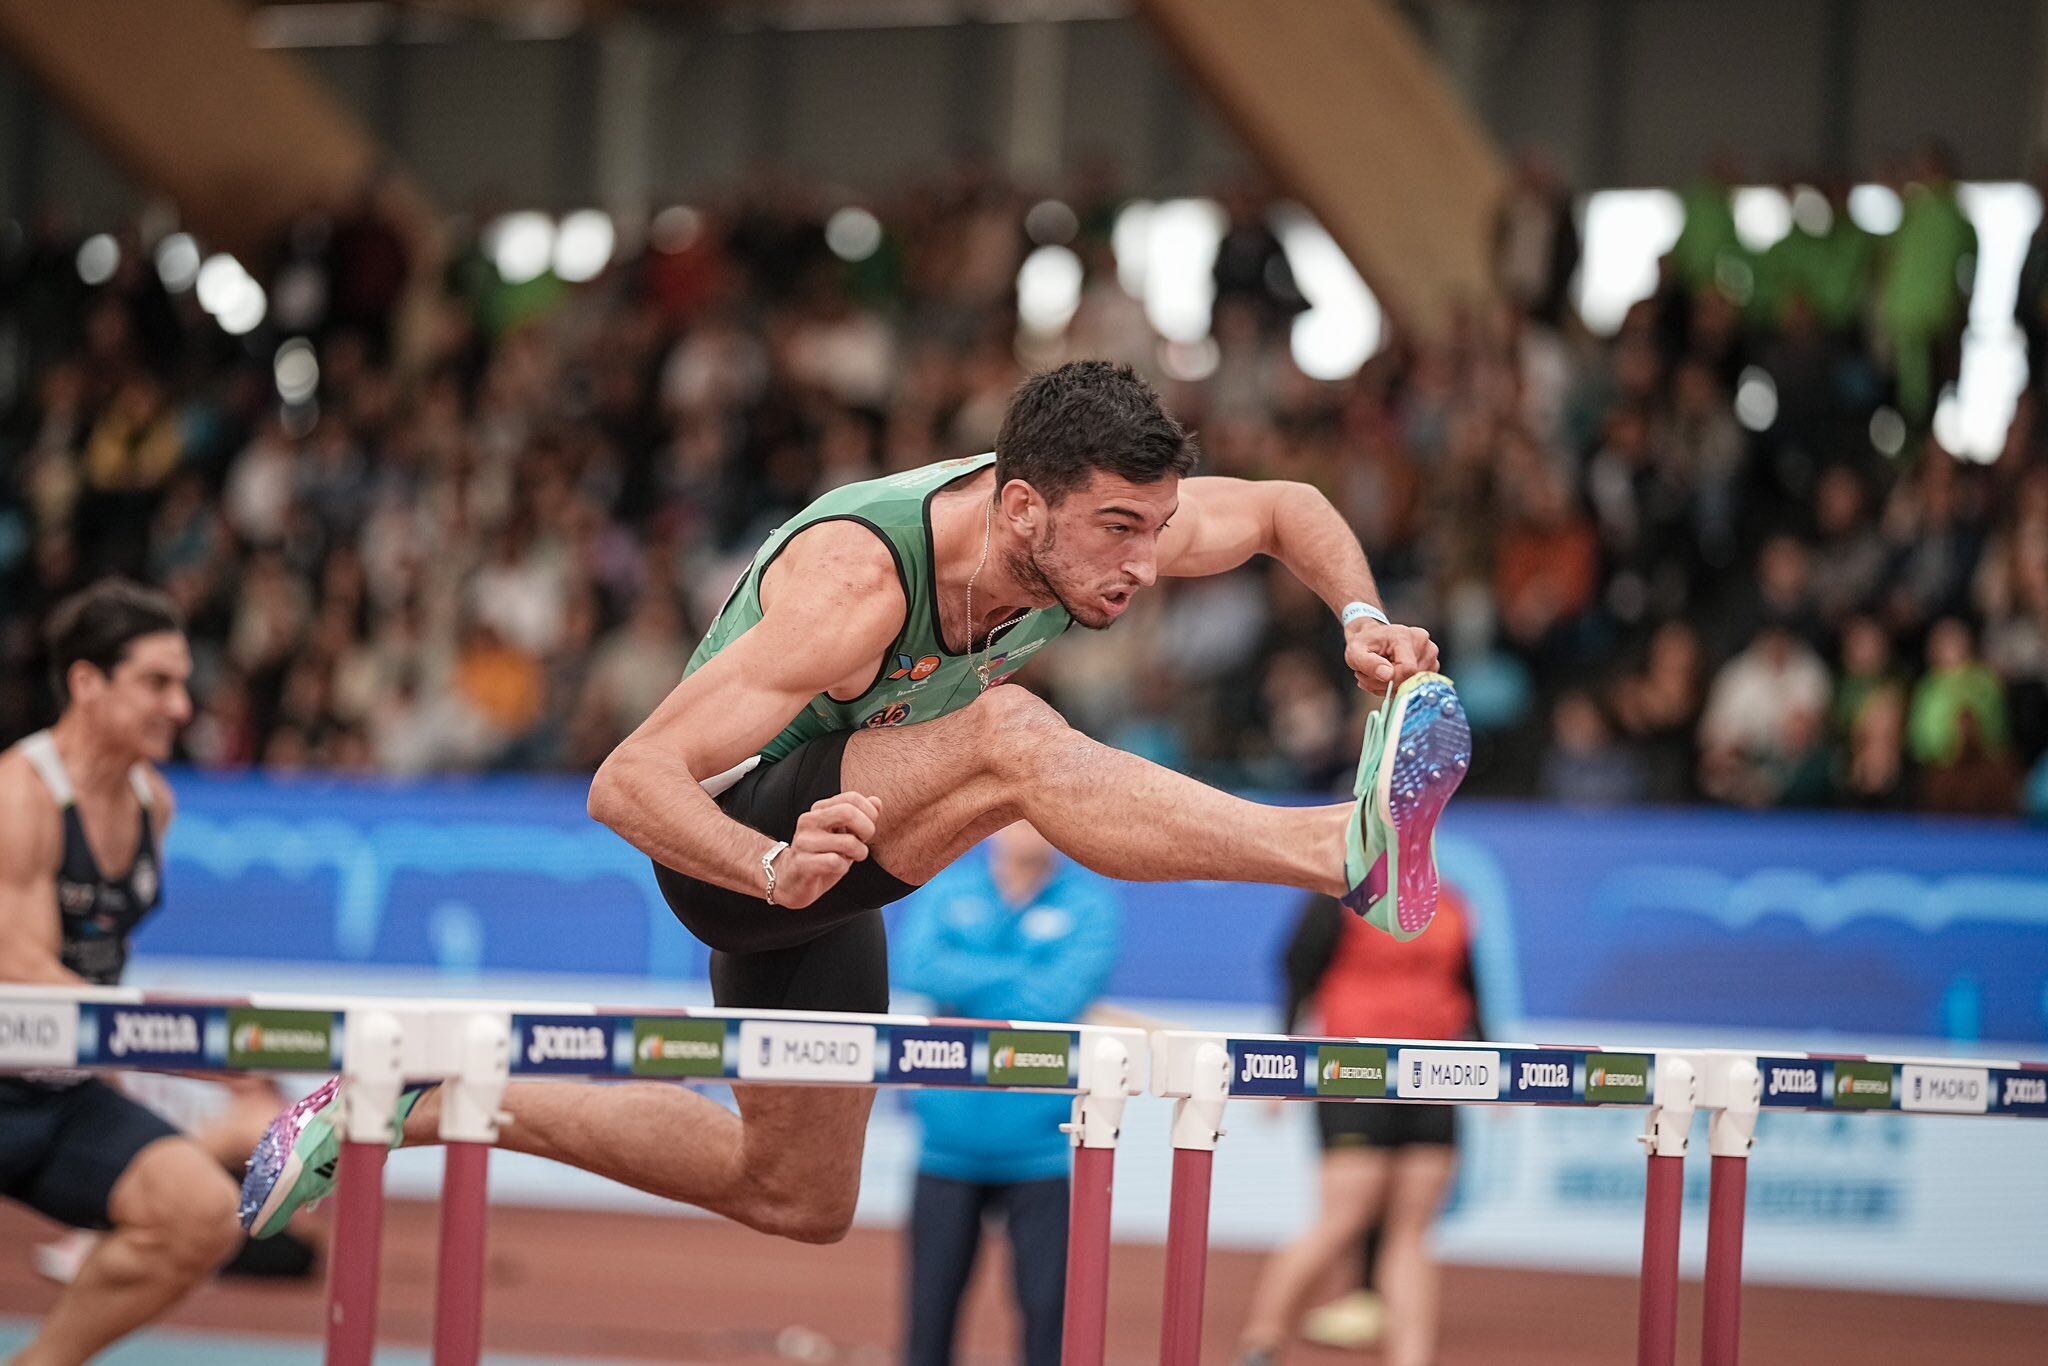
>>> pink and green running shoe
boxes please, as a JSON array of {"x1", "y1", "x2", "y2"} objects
[
  {"x1": 1340, "y1": 672, "x2": 1471, "y2": 939},
  {"x1": 239, "y1": 1077, "x2": 430, "y2": 1238}
]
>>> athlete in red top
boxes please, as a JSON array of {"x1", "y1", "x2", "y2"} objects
[{"x1": 1237, "y1": 886, "x2": 1482, "y2": 1366}]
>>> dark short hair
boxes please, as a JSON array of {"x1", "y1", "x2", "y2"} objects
[
  {"x1": 995, "y1": 361, "x2": 1198, "y2": 505},
  {"x1": 46, "y1": 578, "x2": 185, "y2": 705}
]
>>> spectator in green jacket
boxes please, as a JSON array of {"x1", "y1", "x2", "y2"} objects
[
  {"x1": 1910, "y1": 617, "x2": 2018, "y2": 814},
  {"x1": 1879, "y1": 143, "x2": 1977, "y2": 425},
  {"x1": 1671, "y1": 159, "x2": 1746, "y2": 300}
]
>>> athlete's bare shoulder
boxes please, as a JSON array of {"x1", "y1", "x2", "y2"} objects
[
  {"x1": 141, "y1": 766, "x2": 177, "y2": 834},
  {"x1": 0, "y1": 748, "x2": 60, "y2": 878},
  {"x1": 759, "y1": 518, "x2": 907, "y2": 634}
]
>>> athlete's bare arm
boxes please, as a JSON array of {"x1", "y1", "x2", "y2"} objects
[
  {"x1": 588, "y1": 522, "x2": 903, "y2": 909},
  {"x1": 1158, "y1": 476, "x2": 1440, "y2": 694},
  {"x1": 146, "y1": 769, "x2": 177, "y2": 840},
  {"x1": 0, "y1": 753, "x2": 89, "y2": 986}
]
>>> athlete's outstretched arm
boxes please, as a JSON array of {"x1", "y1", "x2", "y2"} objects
[
  {"x1": 1157, "y1": 476, "x2": 1439, "y2": 693},
  {"x1": 588, "y1": 523, "x2": 904, "y2": 909},
  {"x1": 0, "y1": 758, "x2": 88, "y2": 985}
]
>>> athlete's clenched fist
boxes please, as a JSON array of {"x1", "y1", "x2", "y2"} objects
[
  {"x1": 769, "y1": 791, "x2": 883, "y2": 909},
  {"x1": 1344, "y1": 619, "x2": 1440, "y2": 697}
]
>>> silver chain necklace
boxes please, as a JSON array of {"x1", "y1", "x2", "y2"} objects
[{"x1": 963, "y1": 496, "x2": 996, "y2": 689}]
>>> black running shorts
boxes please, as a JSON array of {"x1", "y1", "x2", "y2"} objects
[
  {"x1": 1316, "y1": 1100, "x2": 1458, "y2": 1151},
  {"x1": 653, "y1": 729, "x2": 917, "y2": 1015},
  {"x1": 0, "y1": 1077, "x2": 180, "y2": 1229}
]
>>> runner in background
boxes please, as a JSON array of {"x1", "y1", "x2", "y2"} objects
[
  {"x1": 0, "y1": 580, "x2": 242, "y2": 1366},
  {"x1": 35, "y1": 1076, "x2": 323, "y2": 1283},
  {"x1": 1235, "y1": 882, "x2": 1485, "y2": 1366},
  {"x1": 892, "y1": 820, "x2": 1123, "y2": 1366}
]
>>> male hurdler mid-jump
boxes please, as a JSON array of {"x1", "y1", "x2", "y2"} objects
[{"x1": 244, "y1": 360, "x2": 1471, "y2": 1247}]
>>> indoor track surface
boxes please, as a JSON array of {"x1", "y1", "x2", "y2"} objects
[{"x1": 4, "y1": 1200, "x2": 2045, "y2": 1364}]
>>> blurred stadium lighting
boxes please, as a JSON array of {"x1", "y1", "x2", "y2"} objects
[
  {"x1": 552, "y1": 209, "x2": 615, "y2": 283},
  {"x1": 1733, "y1": 187, "x2": 1792, "y2": 253},
  {"x1": 1025, "y1": 199, "x2": 1079, "y2": 246},
  {"x1": 485, "y1": 211, "x2": 555, "y2": 285},
  {"x1": 1734, "y1": 366, "x2": 1779, "y2": 432},
  {"x1": 1274, "y1": 205, "x2": 1383, "y2": 380},
  {"x1": 1016, "y1": 244, "x2": 1083, "y2": 335},
  {"x1": 274, "y1": 337, "x2": 319, "y2": 404},
  {"x1": 218, "y1": 279, "x2": 268, "y2": 336},
  {"x1": 1118, "y1": 198, "x2": 1223, "y2": 344},
  {"x1": 195, "y1": 251, "x2": 269, "y2": 331},
  {"x1": 649, "y1": 206, "x2": 702, "y2": 254},
  {"x1": 1576, "y1": 189, "x2": 1683, "y2": 335},
  {"x1": 154, "y1": 232, "x2": 200, "y2": 293},
  {"x1": 1938, "y1": 182, "x2": 2041, "y2": 461},
  {"x1": 1790, "y1": 185, "x2": 1832, "y2": 235},
  {"x1": 1111, "y1": 199, "x2": 1152, "y2": 297},
  {"x1": 1849, "y1": 183, "x2": 1903, "y2": 234},
  {"x1": 195, "y1": 253, "x2": 242, "y2": 314},
  {"x1": 75, "y1": 233, "x2": 119, "y2": 286},
  {"x1": 1870, "y1": 406, "x2": 1908, "y2": 457},
  {"x1": 825, "y1": 206, "x2": 883, "y2": 262},
  {"x1": 1159, "y1": 336, "x2": 1221, "y2": 383}
]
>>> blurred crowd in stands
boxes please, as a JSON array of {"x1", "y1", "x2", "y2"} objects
[{"x1": 2, "y1": 145, "x2": 2046, "y2": 819}]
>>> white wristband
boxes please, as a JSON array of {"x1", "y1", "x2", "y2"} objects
[
  {"x1": 761, "y1": 840, "x2": 791, "y2": 905},
  {"x1": 1341, "y1": 601, "x2": 1389, "y2": 628}
]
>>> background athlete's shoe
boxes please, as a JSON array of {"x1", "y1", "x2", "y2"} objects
[
  {"x1": 1341, "y1": 672, "x2": 1471, "y2": 939},
  {"x1": 240, "y1": 1077, "x2": 429, "y2": 1238},
  {"x1": 1301, "y1": 1288, "x2": 1386, "y2": 1350}
]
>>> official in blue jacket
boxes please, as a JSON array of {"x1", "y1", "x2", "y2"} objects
[{"x1": 892, "y1": 820, "x2": 1123, "y2": 1366}]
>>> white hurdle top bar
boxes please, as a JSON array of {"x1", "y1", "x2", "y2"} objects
[
  {"x1": 0, "y1": 984, "x2": 1148, "y2": 1097},
  {"x1": 1151, "y1": 1030, "x2": 2048, "y2": 1119},
  {"x1": 4, "y1": 986, "x2": 2045, "y2": 1119}
]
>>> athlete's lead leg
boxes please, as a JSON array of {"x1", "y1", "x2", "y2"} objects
[{"x1": 845, "y1": 684, "x2": 1350, "y2": 891}]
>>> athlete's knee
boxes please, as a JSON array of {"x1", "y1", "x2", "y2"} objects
[
  {"x1": 732, "y1": 1141, "x2": 862, "y2": 1245},
  {"x1": 746, "y1": 1182, "x2": 859, "y2": 1245},
  {"x1": 967, "y1": 684, "x2": 1070, "y2": 759},
  {"x1": 158, "y1": 1174, "x2": 242, "y2": 1274},
  {"x1": 115, "y1": 1140, "x2": 243, "y2": 1274}
]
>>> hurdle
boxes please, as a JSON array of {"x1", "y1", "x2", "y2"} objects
[
  {"x1": 0, "y1": 984, "x2": 1144, "y2": 1366},
  {"x1": 6, "y1": 984, "x2": 2045, "y2": 1364},
  {"x1": 1150, "y1": 1029, "x2": 2048, "y2": 1366}
]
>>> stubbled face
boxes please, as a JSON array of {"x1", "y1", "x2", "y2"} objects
[
  {"x1": 1006, "y1": 470, "x2": 1180, "y2": 630},
  {"x1": 70, "y1": 632, "x2": 192, "y2": 762}
]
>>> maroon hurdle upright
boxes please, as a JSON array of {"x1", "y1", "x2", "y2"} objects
[
  {"x1": 1062, "y1": 1032, "x2": 1136, "y2": 1366},
  {"x1": 324, "y1": 1009, "x2": 406, "y2": 1366},
  {"x1": 325, "y1": 1137, "x2": 390, "y2": 1366},
  {"x1": 1703, "y1": 1059, "x2": 1762, "y2": 1366},
  {"x1": 1636, "y1": 1056, "x2": 1698, "y2": 1366},
  {"x1": 1158, "y1": 1040, "x2": 1230, "y2": 1366}
]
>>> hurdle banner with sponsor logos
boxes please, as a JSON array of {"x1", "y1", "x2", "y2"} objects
[
  {"x1": 1196, "y1": 1034, "x2": 2046, "y2": 1120},
  {"x1": 0, "y1": 997, "x2": 343, "y2": 1072},
  {"x1": 506, "y1": 1013, "x2": 1079, "y2": 1089},
  {"x1": 97, "y1": 773, "x2": 2048, "y2": 1300},
  {"x1": 0, "y1": 996, "x2": 1085, "y2": 1096}
]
